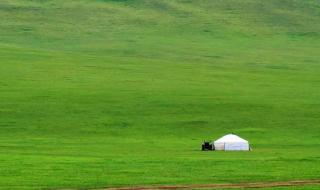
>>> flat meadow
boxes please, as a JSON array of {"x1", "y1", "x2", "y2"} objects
[{"x1": 0, "y1": 0, "x2": 320, "y2": 189}]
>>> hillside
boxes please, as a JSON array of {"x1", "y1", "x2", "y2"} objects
[{"x1": 1, "y1": 0, "x2": 320, "y2": 189}]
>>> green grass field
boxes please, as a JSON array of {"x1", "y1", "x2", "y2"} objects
[{"x1": 1, "y1": 0, "x2": 320, "y2": 189}]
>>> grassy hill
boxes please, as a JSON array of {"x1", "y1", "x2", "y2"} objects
[{"x1": 1, "y1": 0, "x2": 320, "y2": 189}]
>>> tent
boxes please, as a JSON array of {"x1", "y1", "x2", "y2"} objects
[{"x1": 213, "y1": 134, "x2": 250, "y2": 151}]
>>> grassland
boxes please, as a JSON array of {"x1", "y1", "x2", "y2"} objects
[{"x1": 1, "y1": 0, "x2": 320, "y2": 189}]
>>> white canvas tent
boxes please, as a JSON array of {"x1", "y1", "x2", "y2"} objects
[{"x1": 213, "y1": 134, "x2": 250, "y2": 151}]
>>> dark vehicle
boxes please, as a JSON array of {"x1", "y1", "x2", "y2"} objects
[{"x1": 202, "y1": 141, "x2": 214, "y2": 151}]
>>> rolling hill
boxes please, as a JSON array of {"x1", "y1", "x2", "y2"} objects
[{"x1": 0, "y1": 0, "x2": 320, "y2": 189}]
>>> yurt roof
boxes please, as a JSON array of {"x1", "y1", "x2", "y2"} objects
[{"x1": 214, "y1": 134, "x2": 248, "y2": 143}]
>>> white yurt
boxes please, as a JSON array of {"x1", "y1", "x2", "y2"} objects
[{"x1": 213, "y1": 134, "x2": 250, "y2": 151}]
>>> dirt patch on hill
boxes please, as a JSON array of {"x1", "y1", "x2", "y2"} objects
[{"x1": 102, "y1": 179, "x2": 320, "y2": 190}]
